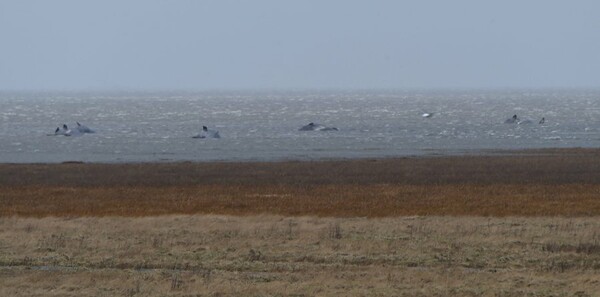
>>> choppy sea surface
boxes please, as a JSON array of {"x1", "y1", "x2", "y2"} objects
[{"x1": 1, "y1": 90, "x2": 599, "y2": 163}]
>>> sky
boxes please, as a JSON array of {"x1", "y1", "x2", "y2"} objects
[{"x1": 1, "y1": 0, "x2": 599, "y2": 90}]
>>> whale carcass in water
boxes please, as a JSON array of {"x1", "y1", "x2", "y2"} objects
[
  {"x1": 299, "y1": 122, "x2": 339, "y2": 131},
  {"x1": 49, "y1": 124, "x2": 82, "y2": 137},
  {"x1": 505, "y1": 114, "x2": 535, "y2": 125},
  {"x1": 504, "y1": 114, "x2": 519, "y2": 124},
  {"x1": 193, "y1": 126, "x2": 220, "y2": 139},
  {"x1": 76, "y1": 122, "x2": 95, "y2": 133},
  {"x1": 48, "y1": 122, "x2": 94, "y2": 136},
  {"x1": 518, "y1": 119, "x2": 533, "y2": 125}
]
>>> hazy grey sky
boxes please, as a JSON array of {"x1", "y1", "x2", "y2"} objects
[{"x1": 1, "y1": 1, "x2": 599, "y2": 90}]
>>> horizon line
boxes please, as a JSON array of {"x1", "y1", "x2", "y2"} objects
[{"x1": 1, "y1": 86, "x2": 600, "y2": 94}]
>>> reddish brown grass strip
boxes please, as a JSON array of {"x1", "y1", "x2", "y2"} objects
[
  {"x1": 3, "y1": 149, "x2": 600, "y2": 217},
  {"x1": 2, "y1": 184, "x2": 600, "y2": 217},
  {"x1": 2, "y1": 148, "x2": 600, "y2": 187}
]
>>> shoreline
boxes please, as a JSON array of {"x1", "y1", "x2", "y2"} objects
[{"x1": 2, "y1": 147, "x2": 599, "y2": 165}]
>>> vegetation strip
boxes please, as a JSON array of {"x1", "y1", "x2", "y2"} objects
[
  {"x1": 2, "y1": 148, "x2": 600, "y2": 217},
  {"x1": 1, "y1": 215, "x2": 599, "y2": 296},
  {"x1": 2, "y1": 184, "x2": 600, "y2": 217}
]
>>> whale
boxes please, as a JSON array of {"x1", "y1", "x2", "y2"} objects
[
  {"x1": 518, "y1": 119, "x2": 533, "y2": 125},
  {"x1": 47, "y1": 124, "x2": 70, "y2": 136},
  {"x1": 76, "y1": 122, "x2": 95, "y2": 133},
  {"x1": 193, "y1": 125, "x2": 220, "y2": 139},
  {"x1": 49, "y1": 124, "x2": 82, "y2": 137},
  {"x1": 299, "y1": 122, "x2": 339, "y2": 131},
  {"x1": 504, "y1": 114, "x2": 519, "y2": 124},
  {"x1": 48, "y1": 123, "x2": 91, "y2": 136},
  {"x1": 47, "y1": 127, "x2": 62, "y2": 136}
]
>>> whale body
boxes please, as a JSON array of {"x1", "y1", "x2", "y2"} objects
[
  {"x1": 504, "y1": 114, "x2": 519, "y2": 124},
  {"x1": 193, "y1": 125, "x2": 220, "y2": 139},
  {"x1": 48, "y1": 122, "x2": 94, "y2": 136},
  {"x1": 518, "y1": 119, "x2": 533, "y2": 125},
  {"x1": 505, "y1": 115, "x2": 535, "y2": 125},
  {"x1": 49, "y1": 124, "x2": 82, "y2": 137},
  {"x1": 76, "y1": 122, "x2": 95, "y2": 133},
  {"x1": 299, "y1": 122, "x2": 339, "y2": 131}
]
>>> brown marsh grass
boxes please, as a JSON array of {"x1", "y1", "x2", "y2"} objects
[
  {"x1": 3, "y1": 148, "x2": 600, "y2": 187},
  {"x1": 2, "y1": 148, "x2": 600, "y2": 217},
  {"x1": 2, "y1": 184, "x2": 600, "y2": 217},
  {"x1": 2, "y1": 150, "x2": 600, "y2": 296},
  {"x1": 1, "y1": 215, "x2": 599, "y2": 296}
]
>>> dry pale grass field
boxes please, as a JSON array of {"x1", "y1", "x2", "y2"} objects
[
  {"x1": 1, "y1": 149, "x2": 600, "y2": 296},
  {"x1": 1, "y1": 215, "x2": 599, "y2": 296}
]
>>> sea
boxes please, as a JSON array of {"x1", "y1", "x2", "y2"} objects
[{"x1": 1, "y1": 90, "x2": 599, "y2": 163}]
